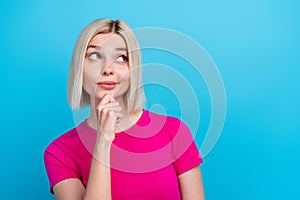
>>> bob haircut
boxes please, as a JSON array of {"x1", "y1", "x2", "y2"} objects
[{"x1": 68, "y1": 19, "x2": 145, "y2": 113}]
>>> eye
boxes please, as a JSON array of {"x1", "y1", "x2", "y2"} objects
[
  {"x1": 116, "y1": 55, "x2": 128, "y2": 63},
  {"x1": 87, "y1": 52, "x2": 102, "y2": 61}
]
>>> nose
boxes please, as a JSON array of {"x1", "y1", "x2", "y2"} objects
[{"x1": 102, "y1": 63, "x2": 114, "y2": 76}]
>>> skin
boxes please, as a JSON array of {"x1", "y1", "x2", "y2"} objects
[{"x1": 53, "y1": 33, "x2": 205, "y2": 200}]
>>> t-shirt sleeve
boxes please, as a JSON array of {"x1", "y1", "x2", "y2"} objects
[
  {"x1": 44, "y1": 141, "x2": 79, "y2": 194},
  {"x1": 170, "y1": 118, "x2": 203, "y2": 176}
]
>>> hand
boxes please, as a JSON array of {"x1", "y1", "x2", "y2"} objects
[{"x1": 95, "y1": 94, "x2": 122, "y2": 142}]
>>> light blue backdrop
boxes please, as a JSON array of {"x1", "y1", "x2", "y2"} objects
[{"x1": 1, "y1": 0, "x2": 299, "y2": 199}]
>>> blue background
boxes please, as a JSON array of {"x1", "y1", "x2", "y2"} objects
[{"x1": 1, "y1": 0, "x2": 299, "y2": 199}]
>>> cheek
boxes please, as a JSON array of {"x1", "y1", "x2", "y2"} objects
[
  {"x1": 119, "y1": 66, "x2": 130, "y2": 82},
  {"x1": 116, "y1": 68, "x2": 130, "y2": 93},
  {"x1": 83, "y1": 65, "x2": 100, "y2": 94},
  {"x1": 121, "y1": 73, "x2": 131, "y2": 94}
]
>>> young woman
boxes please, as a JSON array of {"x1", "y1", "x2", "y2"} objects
[{"x1": 44, "y1": 19, "x2": 204, "y2": 200}]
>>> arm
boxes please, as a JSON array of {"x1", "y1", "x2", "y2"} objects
[
  {"x1": 178, "y1": 165, "x2": 205, "y2": 200},
  {"x1": 53, "y1": 95, "x2": 121, "y2": 200},
  {"x1": 83, "y1": 135, "x2": 113, "y2": 200},
  {"x1": 53, "y1": 137, "x2": 112, "y2": 200},
  {"x1": 53, "y1": 179, "x2": 85, "y2": 200}
]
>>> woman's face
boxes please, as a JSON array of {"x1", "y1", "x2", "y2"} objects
[{"x1": 83, "y1": 33, "x2": 130, "y2": 100}]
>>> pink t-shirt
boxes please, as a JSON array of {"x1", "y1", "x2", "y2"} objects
[{"x1": 44, "y1": 110, "x2": 203, "y2": 199}]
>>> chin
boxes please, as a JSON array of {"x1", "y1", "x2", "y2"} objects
[{"x1": 94, "y1": 91, "x2": 123, "y2": 100}]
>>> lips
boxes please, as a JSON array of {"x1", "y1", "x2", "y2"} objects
[{"x1": 97, "y1": 81, "x2": 117, "y2": 90}]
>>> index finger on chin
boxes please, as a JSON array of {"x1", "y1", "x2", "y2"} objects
[{"x1": 100, "y1": 93, "x2": 115, "y2": 105}]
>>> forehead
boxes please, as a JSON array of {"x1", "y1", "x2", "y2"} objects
[{"x1": 88, "y1": 33, "x2": 127, "y2": 49}]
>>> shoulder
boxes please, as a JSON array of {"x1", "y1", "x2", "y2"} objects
[
  {"x1": 44, "y1": 124, "x2": 83, "y2": 157},
  {"x1": 145, "y1": 110, "x2": 190, "y2": 137},
  {"x1": 43, "y1": 124, "x2": 87, "y2": 194},
  {"x1": 146, "y1": 110, "x2": 184, "y2": 125}
]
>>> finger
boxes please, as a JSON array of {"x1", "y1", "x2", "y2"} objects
[
  {"x1": 99, "y1": 107, "x2": 121, "y2": 128},
  {"x1": 115, "y1": 112, "x2": 123, "y2": 124},
  {"x1": 97, "y1": 101, "x2": 119, "y2": 111},
  {"x1": 99, "y1": 107, "x2": 110, "y2": 127},
  {"x1": 105, "y1": 101, "x2": 119, "y2": 108},
  {"x1": 101, "y1": 110, "x2": 119, "y2": 133},
  {"x1": 96, "y1": 104, "x2": 121, "y2": 117},
  {"x1": 99, "y1": 93, "x2": 116, "y2": 105},
  {"x1": 96, "y1": 102, "x2": 120, "y2": 120}
]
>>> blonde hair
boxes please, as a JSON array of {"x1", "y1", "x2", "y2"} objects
[{"x1": 68, "y1": 19, "x2": 145, "y2": 113}]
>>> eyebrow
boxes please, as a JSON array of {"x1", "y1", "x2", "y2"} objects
[{"x1": 87, "y1": 45, "x2": 127, "y2": 52}]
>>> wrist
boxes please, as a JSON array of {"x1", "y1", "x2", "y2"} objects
[
  {"x1": 97, "y1": 131, "x2": 115, "y2": 143},
  {"x1": 93, "y1": 134, "x2": 113, "y2": 165}
]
